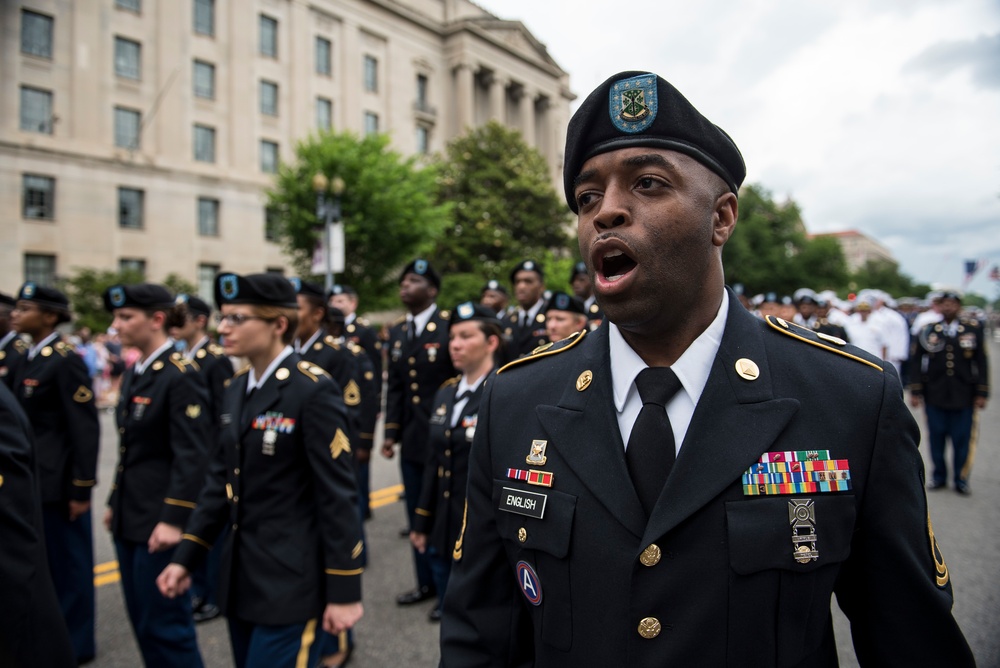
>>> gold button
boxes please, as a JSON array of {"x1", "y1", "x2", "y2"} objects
[
  {"x1": 946, "y1": 361, "x2": 954, "y2": 368},
  {"x1": 408, "y1": 357, "x2": 416, "y2": 365},
  {"x1": 946, "y1": 353, "x2": 954, "y2": 359},
  {"x1": 119, "y1": 427, "x2": 125, "y2": 434},
  {"x1": 445, "y1": 470, "x2": 451, "y2": 477},
  {"x1": 443, "y1": 490, "x2": 450, "y2": 498},
  {"x1": 232, "y1": 524, "x2": 238, "y2": 530},
  {"x1": 444, "y1": 449, "x2": 451, "y2": 456},
  {"x1": 947, "y1": 370, "x2": 954, "y2": 376},
  {"x1": 233, "y1": 495, "x2": 239, "y2": 503},
  {"x1": 640, "y1": 544, "x2": 662, "y2": 567},
  {"x1": 234, "y1": 468, "x2": 240, "y2": 475},
  {"x1": 117, "y1": 465, "x2": 124, "y2": 472},
  {"x1": 409, "y1": 370, "x2": 417, "y2": 378},
  {"x1": 638, "y1": 617, "x2": 661, "y2": 639},
  {"x1": 518, "y1": 527, "x2": 527, "y2": 542},
  {"x1": 412, "y1": 396, "x2": 421, "y2": 404},
  {"x1": 445, "y1": 430, "x2": 451, "y2": 438},
  {"x1": 410, "y1": 382, "x2": 419, "y2": 391}
]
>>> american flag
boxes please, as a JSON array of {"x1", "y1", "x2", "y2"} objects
[
  {"x1": 990, "y1": 265, "x2": 1000, "y2": 282},
  {"x1": 963, "y1": 258, "x2": 986, "y2": 286}
]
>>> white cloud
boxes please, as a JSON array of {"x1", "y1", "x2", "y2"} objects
[{"x1": 476, "y1": 0, "x2": 1000, "y2": 296}]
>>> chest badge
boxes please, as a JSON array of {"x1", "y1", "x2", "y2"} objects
[
  {"x1": 526, "y1": 439, "x2": 548, "y2": 466},
  {"x1": 789, "y1": 498, "x2": 819, "y2": 564},
  {"x1": 262, "y1": 428, "x2": 278, "y2": 456},
  {"x1": 516, "y1": 561, "x2": 543, "y2": 606}
]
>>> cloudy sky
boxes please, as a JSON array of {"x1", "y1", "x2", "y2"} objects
[{"x1": 476, "y1": 0, "x2": 1000, "y2": 297}]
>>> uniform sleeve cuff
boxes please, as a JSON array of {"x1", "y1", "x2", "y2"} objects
[
  {"x1": 160, "y1": 499, "x2": 195, "y2": 528},
  {"x1": 325, "y1": 570, "x2": 363, "y2": 604}
]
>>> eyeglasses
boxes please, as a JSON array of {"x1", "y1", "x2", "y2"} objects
[{"x1": 215, "y1": 313, "x2": 273, "y2": 327}]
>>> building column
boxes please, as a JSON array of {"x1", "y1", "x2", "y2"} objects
[
  {"x1": 520, "y1": 87, "x2": 536, "y2": 146},
  {"x1": 489, "y1": 75, "x2": 505, "y2": 123},
  {"x1": 454, "y1": 63, "x2": 474, "y2": 132}
]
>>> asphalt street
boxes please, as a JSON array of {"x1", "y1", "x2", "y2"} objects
[{"x1": 85, "y1": 339, "x2": 1000, "y2": 667}]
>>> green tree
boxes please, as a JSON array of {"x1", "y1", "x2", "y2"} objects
[
  {"x1": 266, "y1": 131, "x2": 452, "y2": 311},
  {"x1": 58, "y1": 269, "x2": 196, "y2": 333},
  {"x1": 431, "y1": 122, "x2": 572, "y2": 305},
  {"x1": 849, "y1": 259, "x2": 930, "y2": 298}
]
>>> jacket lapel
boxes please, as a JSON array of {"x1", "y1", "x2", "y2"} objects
[
  {"x1": 643, "y1": 295, "x2": 800, "y2": 543},
  {"x1": 240, "y1": 356, "x2": 294, "y2": 438},
  {"x1": 535, "y1": 325, "x2": 648, "y2": 539}
]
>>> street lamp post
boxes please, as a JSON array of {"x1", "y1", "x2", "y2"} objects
[{"x1": 312, "y1": 173, "x2": 345, "y2": 293}]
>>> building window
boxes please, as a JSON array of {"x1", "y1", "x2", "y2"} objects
[
  {"x1": 115, "y1": 0, "x2": 141, "y2": 12},
  {"x1": 260, "y1": 140, "x2": 279, "y2": 174},
  {"x1": 21, "y1": 9, "x2": 53, "y2": 58},
  {"x1": 118, "y1": 187, "x2": 144, "y2": 229},
  {"x1": 416, "y1": 126, "x2": 429, "y2": 155},
  {"x1": 23, "y1": 174, "x2": 55, "y2": 220},
  {"x1": 119, "y1": 258, "x2": 146, "y2": 277},
  {"x1": 114, "y1": 107, "x2": 141, "y2": 149},
  {"x1": 197, "y1": 197, "x2": 219, "y2": 236},
  {"x1": 260, "y1": 80, "x2": 278, "y2": 116},
  {"x1": 193, "y1": 0, "x2": 214, "y2": 36},
  {"x1": 363, "y1": 55, "x2": 378, "y2": 92},
  {"x1": 316, "y1": 97, "x2": 332, "y2": 131},
  {"x1": 315, "y1": 37, "x2": 331, "y2": 76},
  {"x1": 265, "y1": 206, "x2": 281, "y2": 241},
  {"x1": 193, "y1": 60, "x2": 215, "y2": 99},
  {"x1": 114, "y1": 36, "x2": 141, "y2": 80},
  {"x1": 364, "y1": 112, "x2": 379, "y2": 136},
  {"x1": 417, "y1": 74, "x2": 429, "y2": 110},
  {"x1": 194, "y1": 124, "x2": 216, "y2": 163},
  {"x1": 24, "y1": 254, "x2": 57, "y2": 286},
  {"x1": 19, "y1": 86, "x2": 53, "y2": 134},
  {"x1": 259, "y1": 15, "x2": 277, "y2": 58},
  {"x1": 266, "y1": 266, "x2": 285, "y2": 276},
  {"x1": 197, "y1": 264, "x2": 219, "y2": 302}
]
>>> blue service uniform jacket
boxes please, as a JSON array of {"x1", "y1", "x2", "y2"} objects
[
  {"x1": 385, "y1": 307, "x2": 455, "y2": 463},
  {"x1": 441, "y1": 293, "x2": 973, "y2": 667},
  {"x1": 11, "y1": 341, "x2": 99, "y2": 504},
  {"x1": 0, "y1": 334, "x2": 27, "y2": 388},
  {"x1": 108, "y1": 349, "x2": 211, "y2": 543},
  {"x1": 502, "y1": 309, "x2": 549, "y2": 360},
  {"x1": 299, "y1": 330, "x2": 364, "y2": 445},
  {"x1": 173, "y1": 354, "x2": 363, "y2": 626}
]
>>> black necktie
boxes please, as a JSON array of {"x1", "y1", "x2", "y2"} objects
[{"x1": 626, "y1": 367, "x2": 682, "y2": 517}]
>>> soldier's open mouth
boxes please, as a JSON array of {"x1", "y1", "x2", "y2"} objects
[{"x1": 601, "y1": 249, "x2": 637, "y2": 282}]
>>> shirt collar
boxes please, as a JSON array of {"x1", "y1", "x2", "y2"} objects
[
  {"x1": 0, "y1": 331, "x2": 17, "y2": 350},
  {"x1": 187, "y1": 335, "x2": 210, "y2": 358},
  {"x1": 610, "y1": 291, "x2": 729, "y2": 413},
  {"x1": 247, "y1": 346, "x2": 295, "y2": 392},
  {"x1": 519, "y1": 298, "x2": 546, "y2": 321},
  {"x1": 27, "y1": 331, "x2": 61, "y2": 361},
  {"x1": 134, "y1": 339, "x2": 177, "y2": 375},
  {"x1": 345, "y1": 312, "x2": 357, "y2": 325},
  {"x1": 408, "y1": 303, "x2": 437, "y2": 336},
  {"x1": 456, "y1": 372, "x2": 487, "y2": 398},
  {"x1": 295, "y1": 329, "x2": 323, "y2": 354}
]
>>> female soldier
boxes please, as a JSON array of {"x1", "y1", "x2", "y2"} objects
[
  {"x1": 103, "y1": 283, "x2": 210, "y2": 668},
  {"x1": 10, "y1": 283, "x2": 99, "y2": 663},
  {"x1": 411, "y1": 302, "x2": 502, "y2": 621},
  {"x1": 157, "y1": 273, "x2": 364, "y2": 668}
]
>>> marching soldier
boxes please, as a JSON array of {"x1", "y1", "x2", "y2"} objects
[
  {"x1": 502, "y1": 260, "x2": 549, "y2": 359},
  {"x1": 570, "y1": 261, "x2": 604, "y2": 327},
  {"x1": 383, "y1": 259, "x2": 455, "y2": 608},
  {"x1": 9, "y1": 283, "x2": 99, "y2": 663},
  {"x1": 157, "y1": 273, "x2": 364, "y2": 668},
  {"x1": 103, "y1": 283, "x2": 210, "y2": 667},
  {"x1": 0, "y1": 292, "x2": 28, "y2": 387},
  {"x1": 329, "y1": 284, "x2": 383, "y2": 377},
  {"x1": 411, "y1": 302, "x2": 501, "y2": 622},
  {"x1": 813, "y1": 296, "x2": 849, "y2": 343},
  {"x1": 909, "y1": 290, "x2": 989, "y2": 494},
  {"x1": 479, "y1": 280, "x2": 510, "y2": 319}
]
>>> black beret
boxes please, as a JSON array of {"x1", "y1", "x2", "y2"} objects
[
  {"x1": 450, "y1": 301, "x2": 499, "y2": 325},
  {"x1": 399, "y1": 259, "x2": 440, "y2": 289},
  {"x1": 481, "y1": 279, "x2": 508, "y2": 296},
  {"x1": 214, "y1": 273, "x2": 297, "y2": 309},
  {"x1": 510, "y1": 260, "x2": 544, "y2": 283},
  {"x1": 569, "y1": 261, "x2": 588, "y2": 281},
  {"x1": 328, "y1": 284, "x2": 357, "y2": 297},
  {"x1": 104, "y1": 283, "x2": 174, "y2": 312},
  {"x1": 289, "y1": 278, "x2": 325, "y2": 300},
  {"x1": 545, "y1": 291, "x2": 587, "y2": 316},
  {"x1": 563, "y1": 71, "x2": 745, "y2": 212},
  {"x1": 0, "y1": 292, "x2": 17, "y2": 308},
  {"x1": 18, "y1": 282, "x2": 70, "y2": 313},
  {"x1": 174, "y1": 294, "x2": 212, "y2": 318}
]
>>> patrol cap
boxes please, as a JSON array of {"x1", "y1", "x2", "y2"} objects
[
  {"x1": 289, "y1": 278, "x2": 325, "y2": 300},
  {"x1": 450, "y1": 301, "x2": 498, "y2": 325},
  {"x1": 564, "y1": 71, "x2": 746, "y2": 212},
  {"x1": 328, "y1": 284, "x2": 357, "y2": 298},
  {"x1": 399, "y1": 258, "x2": 440, "y2": 289},
  {"x1": 18, "y1": 282, "x2": 70, "y2": 313},
  {"x1": 510, "y1": 260, "x2": 544, "y2": 283},
  {"x1": 545, "y1": 291, "x2": 587, "y2": 316},
  {"x1": 214, "y1": 273, "x2": 297, "y2": 309},
  {"x1": 0, "y1": 292, "x2": 15, "y2": 308},
  {"x1": 938, "y1": 289, "x2": 963, "y2": 302},
  {"x1": 174, "y1": 294, "x2": 212, "y2": 318},
  {"x1": 481, "y1": 279, "x2": 508, "y2": 296},
  {"x1": 104, "y1": 283, "x2": 174, "y2": 312},
  {"x1": 569, "y1": 261, "x2": 588, "y2": 281}
]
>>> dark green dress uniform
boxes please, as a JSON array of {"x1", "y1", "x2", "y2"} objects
[
  {"x1": 0, "y1": 382, "x2": 76, "y2": 668},
  {"x1": 502, "y1": 304, "x2": 549, "y2": 359},
  {"x1": 441, "y1": 293, "x2": 973, "y2": 667},
  {"x1": 345, "y1": 314, "x2": 382, "y2": 379},
  {"x1": 908, "y1": 313, "x2": 989, "y2": 491},
  {"x1": 297, "y1": 329, "x2": 363, "y2": 444}
]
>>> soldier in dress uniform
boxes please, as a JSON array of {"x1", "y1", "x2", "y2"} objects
[
  {"x1": 383, "y1": 259, "x2": 455, "y2": 607},
  {"x1": 441, "y1": 70, "x2": 973, "y2": 666},
  {"x1": 9, "y1": 283, "x2": 99, "y2": 663},
  {"x1": 170, "y1": 294, "x2": 236, "y2": 624},
  {"x1": 329, "y1": 284, "x2": 382, "y2": 377},
  {"x1": 411, "y1": 302, "x2": 501, "y2": 622},
  {"x1": 570, "y1": 261, "x2": 604, "y2": 327},
  {"x1": 908, "y1": 290, "x2": 989, "y2": 495},
  {"x1": 813, "y1": 296, "x2": 849, "y2": 343},
  {"x1": 502, "y1": 260, "x2": 550, "y2": 359},
  {"x1": 0, "y1": 291, "x2": 28, "y2": 387},
  {"x1": 793, "y1": 289, "x2": 819, "y2": 329},
  {"x1": 157, "y1": 273, "x2": 363, "y2": 668},
  {"x1": 544, "y1": 291, "x2": 589, "y2": 343},
  {"x1": 479, "y1": 280, "x2": 510, "y2": 319},
  {"x1": 102, "y1": 283, "x2": 211, "y2": 668},
  {"x1": 0, "y1": 381, "x2": 76, "y2": 668}
]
